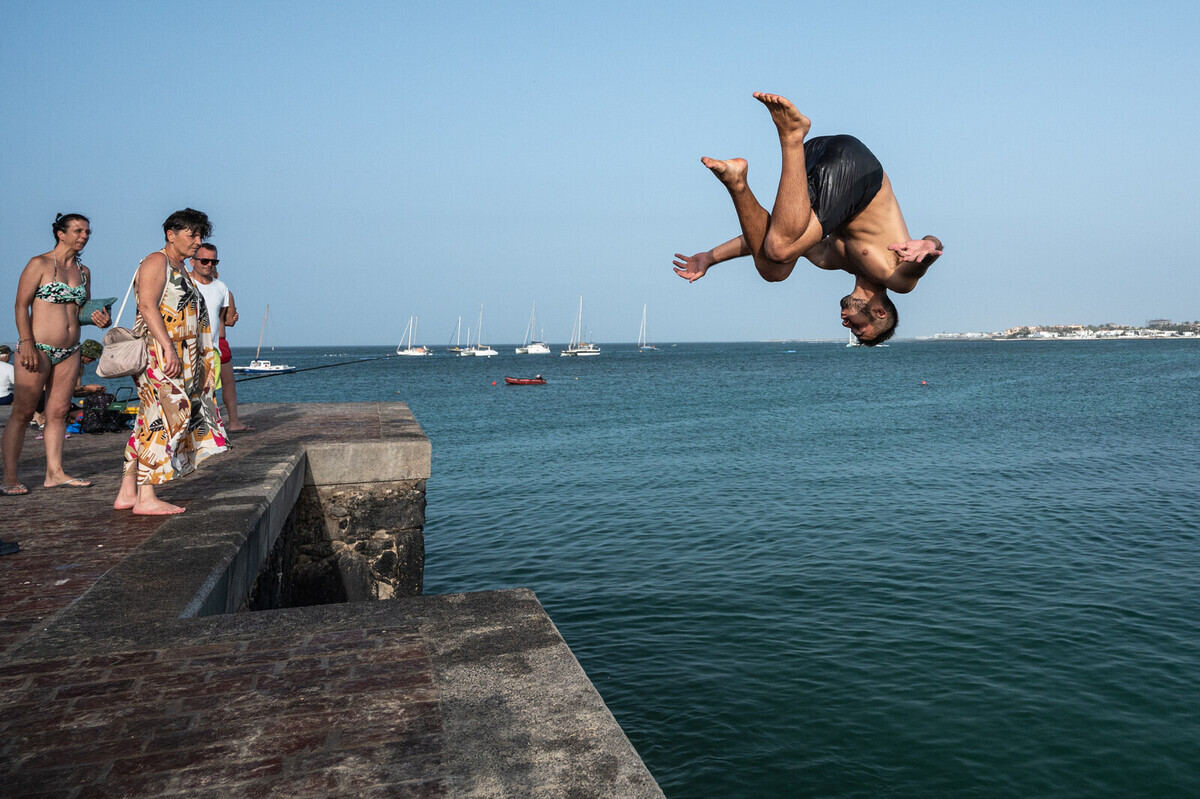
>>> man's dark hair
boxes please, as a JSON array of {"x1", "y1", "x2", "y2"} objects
[
  {"x1": 857, "y1": 294, "x2": 899, "y2": 347},
  {"x1": 196, "y1": 242, "x2": 218, "y2": 257},
  {"x1": 52, "y1": 213, "x2": 89, "y2": 244},
  {"x1": 162, "y1": 208, "x2": 213, "y2": 240}
]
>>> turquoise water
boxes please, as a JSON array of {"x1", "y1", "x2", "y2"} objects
[{"x1": 232, "y1": 340, "x2": 1200, "y2": 798}]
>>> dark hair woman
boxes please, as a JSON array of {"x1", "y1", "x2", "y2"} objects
[
  {"x1": 2, "y1": 213, "x2": 112, "y2": 495},
  {"x1": 112, "y1": 209, "x2": 227, "y2": 515}
]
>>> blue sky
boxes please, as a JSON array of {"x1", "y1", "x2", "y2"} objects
[{"x1": 3, "y1": 1, "x2": 1198, "y2": 346}]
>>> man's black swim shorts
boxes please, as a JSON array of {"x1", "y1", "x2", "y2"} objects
[{"x1": 804, "y1": 135, "x2": 884, "y2": 237}]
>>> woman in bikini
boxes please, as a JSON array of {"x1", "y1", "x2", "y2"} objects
[
  {"x1": 2, "y1": 213, "x2": 111, "y2": 495},
  {"x1": 112, "y1": 209, "x2": 227, "y2": 515}
]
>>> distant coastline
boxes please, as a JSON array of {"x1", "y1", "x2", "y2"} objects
[{"x1": 924, "y1": 320, "x2": 1200, "y2": 342}]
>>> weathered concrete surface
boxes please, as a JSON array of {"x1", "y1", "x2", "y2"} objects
[{"x1": 0, "y1": 403, "x2": 663, "y2": 798}]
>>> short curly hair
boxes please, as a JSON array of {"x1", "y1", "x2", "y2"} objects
[
  {"x1": 162, "y1": 208, "x2": 213, "y2": 240},
  {"x1": 856, "y1": 294, "x2": 899, "y2": 347}
]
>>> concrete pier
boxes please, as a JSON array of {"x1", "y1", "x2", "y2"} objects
[{"x1": 0, "y1": 403, "x2": 663, "y2": 798}]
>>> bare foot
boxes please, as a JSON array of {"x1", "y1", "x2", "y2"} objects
[
  {"x1": 113, "y1": 496, "x2": 136, "y2": 510},
  {"x1": 132, "y1": 498, "x2": 186, "y2": 515},
  {"x1": 701, "y1": 157, "x2": 748, "y2": 190},
  {"x1": 753, "y1": 92, "x2": 811, "y2": 142}
]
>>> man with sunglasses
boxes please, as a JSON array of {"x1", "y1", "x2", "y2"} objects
[{"x1": 189, "y1": 244, "x2": 250, "y2": 432}]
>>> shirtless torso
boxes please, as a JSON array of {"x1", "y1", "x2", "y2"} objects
[{"x1": 804, "y1": 173, "x2": 940, "y2": 295}]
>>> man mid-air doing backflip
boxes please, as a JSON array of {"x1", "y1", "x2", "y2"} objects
[{"x1": 674, "y1": 93, "x2": 943, "y2": 345}]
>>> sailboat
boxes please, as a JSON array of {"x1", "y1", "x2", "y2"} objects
[
  {"x1": 516, "y1": 302, "x2": 551, "y2": 354},
  {"x1": 637, "y1": 303, "x2": 658, "y2": 351},
  {"x1": 232, "y1": 305, "x2": 295, "y2": 374},
  {"x1": 560, "y1": 296, "x2": 600, "y2": 356},
  {"x1": 846, "y1": 329, "x2": 888, "y2": 348},
  {"x1": 458, "y1": 305, "x2": 498, "y2": 357},
  {"x1": 396, "y1": 316, "x2": 432, "y2": 356},
  {"x1": 446, "y1": 316, "x2": 465, "y2": 353}
]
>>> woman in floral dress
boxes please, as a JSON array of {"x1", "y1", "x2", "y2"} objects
[{"x1": 113, "y1": 209, "x2": 227, "y2": 515}]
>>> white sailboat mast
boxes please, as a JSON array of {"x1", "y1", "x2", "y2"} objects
[{"x1": 255, "y1": 305, "x2": 269, "y2": 360}]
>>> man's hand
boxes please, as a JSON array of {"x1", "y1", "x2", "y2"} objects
[
  {"x1": 673, "y1": 251, "x2": 714, "y2": 283},
  {"x1": 888, "y1": 239, "x2": 942, "y2": 264},
  {"x1": 91, "y1": 307, "x2": 112, "y2": 328}
]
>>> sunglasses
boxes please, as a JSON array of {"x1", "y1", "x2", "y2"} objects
[{"x1": 194, "y1": 258, "x2": 219, "y2": 266}]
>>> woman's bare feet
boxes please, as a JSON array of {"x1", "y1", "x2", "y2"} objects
[
  {"x1": 132, "y1": 498, "x2": 186, "y2": 515},
  {"x1": 701, "y1": 157, "x2": 749, "y2": 190},
  {"x1": 753, "y1": 93, "x2": 811, "y2": 142},
  {"x1": 114, "y1": 473, "x2": 138, "y2": 510},
  {"x1": 114, "y1": 478, "x2": 183, "y2": 514}
]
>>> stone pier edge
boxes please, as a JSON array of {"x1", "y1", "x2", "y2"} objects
[{"x1": 2, "y1": 402, "x2": 663, "y2": 797}]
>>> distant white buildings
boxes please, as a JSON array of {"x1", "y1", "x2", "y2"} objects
[{"x1": 930, "y1": 320, "x2": 1200, "y2": 340}]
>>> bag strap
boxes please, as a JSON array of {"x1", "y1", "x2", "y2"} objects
[
  {"x1": 113, "y1": 251, "x2": 172, "y2": 329},
  {"x1": 112, "y1": 266, "x2": 139, "y2": 329}
]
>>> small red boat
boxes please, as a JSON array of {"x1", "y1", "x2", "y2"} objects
[{"x1": 504, "y1": 376, "x2": 547, "y2": 385}]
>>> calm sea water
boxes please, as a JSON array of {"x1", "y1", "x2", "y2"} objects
[{"x1": 231, "y1": 340, "x2": 1200, "y2": 798}]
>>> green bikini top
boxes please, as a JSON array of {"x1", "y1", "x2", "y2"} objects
[{"x1": 34, "y1": 255, "x2": 87, "y2": 305}]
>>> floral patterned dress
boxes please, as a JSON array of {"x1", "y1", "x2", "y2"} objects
[{"x1": 123, "y1": 256, "x2": 227, "y2": 484}]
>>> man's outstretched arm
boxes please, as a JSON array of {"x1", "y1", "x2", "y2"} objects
[
  {"x1": 673, "y1": 235, "x2": 753, "y2": 283},
  {"x1": 885, "y1": 235, "x2": 943, "y2": 293}
]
